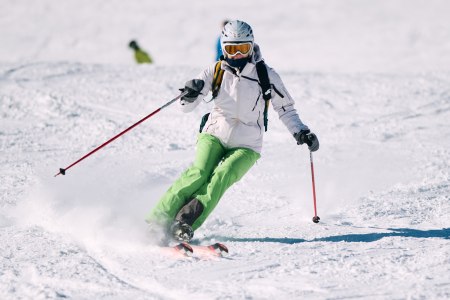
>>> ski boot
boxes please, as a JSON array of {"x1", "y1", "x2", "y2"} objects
[{"x1": 170, "y1": 221, "x2": 194, "y2": 242}]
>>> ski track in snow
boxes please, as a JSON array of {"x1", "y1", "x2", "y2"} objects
[{"x1": 1, "y1": 0, "x2": 450, "y2": 299}]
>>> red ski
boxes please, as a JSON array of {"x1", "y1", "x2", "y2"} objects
[
  {"x1": 189, "y1": 242, "x2": 229, "y2": 258},
  {"x1": 160, "y1": 242, "x2": 194, "y2": 258},
  {"x1": 159, "y1": 242, "x2": 228, "y2": 259}
]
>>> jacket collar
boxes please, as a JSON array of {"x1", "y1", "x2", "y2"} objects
[{"x1": 222, "y1": 59, "x2": 256, "y2": 77}]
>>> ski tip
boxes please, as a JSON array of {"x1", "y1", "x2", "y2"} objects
[
  {"x1": 213, "y1": 242, "x2": 229, "y2": 254},
  {"x1": 173, "y1": 242, "x2": 193, "y2": 256},
  {"x1": 180, "y1": 242, "x2": 194, "y2": 252}
]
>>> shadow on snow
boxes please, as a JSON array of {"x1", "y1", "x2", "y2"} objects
[{"x1": 214, "y1": 228, "x2": 450, "y2": 244}]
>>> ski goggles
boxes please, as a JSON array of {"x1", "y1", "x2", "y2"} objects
[{"x1": 222, "y1": 42, "x2": 253, "y2": 57}]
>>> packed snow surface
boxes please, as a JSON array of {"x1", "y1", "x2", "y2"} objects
[{"x1": 1, "y1": 0, "x2": 449, "y2": 299}]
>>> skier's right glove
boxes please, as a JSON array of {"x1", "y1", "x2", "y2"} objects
[
  {"x1": 294, "y1": 130, "x2": 320, "y2": 152},
  {"x1": 180, "y1": 79, "x2": 204, "y2": 103}
]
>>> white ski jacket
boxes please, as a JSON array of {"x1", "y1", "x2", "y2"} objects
[{"x1": 180, "y1": 44, "x2": 308, "y2": 153}]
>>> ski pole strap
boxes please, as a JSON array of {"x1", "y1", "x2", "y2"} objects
[{"x1": 256, "y1": 60, "x2": 271, "y2": 131}]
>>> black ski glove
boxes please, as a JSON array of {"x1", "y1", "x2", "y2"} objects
[
  {"x1": 294, "y1": 130, "x2": 320, "y2": 152},
  {"x1": 180, "y1": 79, "x2": 204, "y2": 103}
]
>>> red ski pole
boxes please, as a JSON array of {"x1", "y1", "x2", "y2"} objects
[
  {"x1": 310, "y1": 151, "x2": 320, "y2": 223},
  {"x1": 54, "y1": 91, "x2": 188, "y2": 177}
]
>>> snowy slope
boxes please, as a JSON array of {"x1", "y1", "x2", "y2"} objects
[
  {"x1": 1, "y1": 0, "x2": 450, "y2": 299},
  {"x1": 2, "y1": 0, "x2": 450, "y2": 72}
]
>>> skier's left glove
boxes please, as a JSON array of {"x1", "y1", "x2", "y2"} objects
[
  {"x1": 180, "y1": 79, "x2": 204, "y2": 103},
  {"x1": 294, "y1": 130, "x2": 319, "y2": 152}
]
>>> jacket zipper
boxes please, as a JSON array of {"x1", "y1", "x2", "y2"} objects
[
  {"x1": 256, "y1": 111, "x2": 262, "y2": 134},
  {"x1": 252, "y1": 92, "x2": 261, "y2": 111}
]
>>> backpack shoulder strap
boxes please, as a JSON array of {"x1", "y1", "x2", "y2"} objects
[
  {"x1": 256, "y1": 60, "x2": 271, "y2": 101},
  {"x1": 211, "y1": 61, "x2": 224, "y2": 99},
  {"x1": 255, "y1": 60, "x2": 271, "y2": 131}
]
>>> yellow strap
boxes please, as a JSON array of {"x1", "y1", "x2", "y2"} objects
[{"x1": 212, "y1": 61, "x2": 224, "y2": 99}]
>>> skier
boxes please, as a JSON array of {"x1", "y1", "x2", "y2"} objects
[
  {"x1": 146, "y1": 20, "x2": 319, "y2": 243},
  {"x1": 129, "y1": 40, "x2": 153, "y2": 64}
]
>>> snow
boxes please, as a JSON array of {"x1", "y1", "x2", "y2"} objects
[{"x1": 1, "y1": 0, "x2": 449, "y2": 299}]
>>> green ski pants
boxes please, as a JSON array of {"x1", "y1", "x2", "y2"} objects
[{"x1": 146, "y1": 133, "x2": 260, "y2": 230}]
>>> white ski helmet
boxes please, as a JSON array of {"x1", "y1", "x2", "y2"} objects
[{"x1": 221, "y1": 20, "x2": 254, "y2": 55}]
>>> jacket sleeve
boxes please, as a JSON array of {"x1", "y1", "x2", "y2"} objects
[
  {"x1": 179, "y1": 63, "x2": 215, "y2": 113},
  {"x1": 268, "y1": 68, "x2": 309, "y2": 134}
]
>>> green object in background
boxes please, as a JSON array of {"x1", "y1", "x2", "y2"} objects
[{"x1": 129, "y1": 40, "x2": 153, "y2": 64}]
